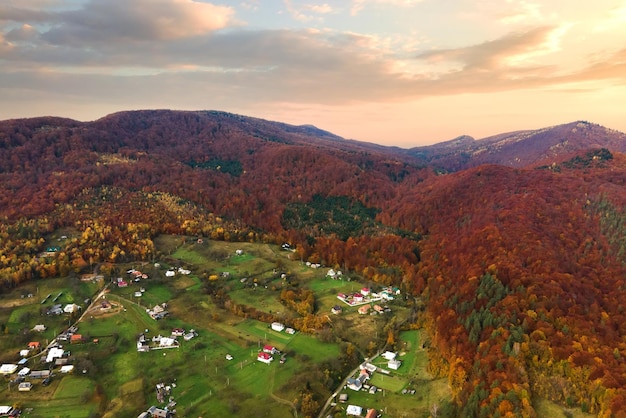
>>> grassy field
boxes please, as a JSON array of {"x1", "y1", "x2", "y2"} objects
[
  {"x1": 0, "y1": 238, "x2": 420, "y2": 418},
  {"x1": 533, "y1": 397, "x2": 596, "y2": 418}
]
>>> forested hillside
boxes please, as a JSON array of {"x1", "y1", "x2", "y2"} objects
[{"x1": 1, "y1": 110, "x2": 626, "y2": 416}]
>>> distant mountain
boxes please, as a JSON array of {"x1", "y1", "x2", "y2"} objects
[{"x1": 407, "y1": 121, "x2": 626, "y2": 171}]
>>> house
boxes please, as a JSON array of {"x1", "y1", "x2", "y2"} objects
[
  {"x1": 0, "y1": 406, "x2": 14, "y2": 417},
  {"x1": 382, "y1": 351, "x2": 396, "y2": 360},
  {"x1": 0, "y1": 364, "x2": 18, "y2": 375},
  {"x1": 117, "y1": 280, "x2": 128, "y2": 287},
  {"x1": 70, "y1": 334, "x2": 83, "y2": 344},
  {"x1": 331, "y1": 305, "x2": 343, "y2": 314},
  {"x1": 165, "y1": 270, "x2": 175, "y2": 277},
  {"x1": 271, "y1": 322, "x2": 285, "y2": 332},
  {"x1": 19, "y1": 349, "x2": 30, "y2": 357},
  {"x1": 183, "y1": 331, "x2": 197, "y2": 341},
  {"x1": 30, "y1": 370, "x2": 51, "y2": 379},
  {"x1": 32, "y1": 324, "x2": 46, "y2": 332},
  {"x1": 134, "y1": 292, "x2": 142, "y2": 297},
  {"x1": 388, "y1": 359, "x2": 402, "y2": 370},
  {"x1": 369, "y1": 385, "x2": 378, "y2": 394},
  {"x1": 346, "y1": 378, "x2": 362, "y2": 391},
  {"x1": 285, "y1": 328, "x2": 296, "y2": 335},
  {"x1": 361, "y1": 287, "x2": 370, "y2": 296},
  {"x1": 158, "y1": 337, "x2": 177, "y2": 348},
  {"x1": 373, "y1": 305, "x2": 384, "y2": 314},
  {"x1": 361, "y1": 362, "x2": 377, "y2": 373},
  {"x1": 352, "y1": 294, "x2": 364, "y2": 303},
  {"x1": 178, "y1": 267, "x2": 191, "y2": 275},
  {"x1": 263, "y1": 345, "x2": 278, "y2": 354},
  {"x1": 366, "y1": 408, "x2": 378, "y2": 418},
  {"x1": 257, "y1": 352, "x2": 273, "y2": 364},
  {"x1": 358, "y1": 305, "x2": 370, "y2": 315},
  {"x1": 346, "y1": 405, "x2": 363, "y2": 416},
  {"x1": 338, "y1": 393, "x2": 348, "y2": 403},
  {"x1": 60, "y1": 365, "x2": 75, "y2": 373},
  {"x1": 64, "y1": 303, "x2": 80, "y2": 314},
  {"x1": 46, "y1": 347, "x2": 65, "y2": 363},
  {"x1": 171, "y1": 328, "x2": 185, "y2": 337},
  {"x1": 337, "y1": 293, "x2": 347, "y2": 300},
  {"x1": 18, "y1": 382, "x2": 32, "y2": 392},
  {"x1": 17, "y1": 367, "x2": 30, "y2": 377}
]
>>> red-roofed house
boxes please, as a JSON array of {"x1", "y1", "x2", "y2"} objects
[
  {"x1": 257, "y1": 352, "x2": 273, "y2": 364},
  {"x1": 70, "y1": 334, "x2": 83, "y2": 344},
  {"x1": 263, "y1": 345, "x2": 278, "y2": 355},
  {"x1": 28, "y1": 341, "x2": 40, "y2": 350},
  {"x1": 361, "y1": 287, "x2": 370, "y2": 296}
]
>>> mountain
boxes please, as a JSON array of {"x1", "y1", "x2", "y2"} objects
[
  {"x1": 407, "y1": 121, "x2": 626, "y2": 171},
  {"x1": 2, "y1": 110, "x2": 626, "y2": 416}
]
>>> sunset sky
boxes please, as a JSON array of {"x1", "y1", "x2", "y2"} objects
[{"x1": 1, "y1": 0, "x2": 626, "y2": 147}]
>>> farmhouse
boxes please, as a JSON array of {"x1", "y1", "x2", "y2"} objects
[
  {"x1": 271, "y1": 322, "x2": 285, "y2": 332},
  {"x1": 257, "y1": 352, "x2": 273, "y2": 364}
]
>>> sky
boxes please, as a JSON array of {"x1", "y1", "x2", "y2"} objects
[{"x1": 1, "y1": 1, "x2": 626, "y2": 147}]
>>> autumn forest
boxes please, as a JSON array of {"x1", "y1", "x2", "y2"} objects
[{"x1": 1, "y1": 110, "x2": 626, "y2": 417}]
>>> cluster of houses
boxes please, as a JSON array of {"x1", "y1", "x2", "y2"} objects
[
  {"x1": 45, "y1": 303, "x2": 81, "y2": 316},
  {"x1": 147, "y1": 303, "x2": 169, "y2": 320},
  {"x1": 137, "y1": 328, "x2": 197, "y2": 352},
  {"x1": 257, "y1": 345, "x2": 286, "y2": 365},
  {"x1": 1, "y1": 335, "x2": 78, "y2": 393}
]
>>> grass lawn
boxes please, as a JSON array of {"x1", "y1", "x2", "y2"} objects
[
  {"x1": 533, "y1": 397, "x2": 596, "y2": 418},
  {"x1": 369, "y1": 373, "x2": 408, "y2": 392},
  {"x1": 229, "y1": 287, "x2": 285, "y2": 315}
]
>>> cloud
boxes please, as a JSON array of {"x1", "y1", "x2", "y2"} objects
[
  {"x1": 351, "y1": 0, "x2": 424, "y2": 16},
  {"x1": 40, "y1": 0, "x2": 236, "y2": 45}
]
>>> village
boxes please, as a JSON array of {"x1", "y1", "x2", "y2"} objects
[{"x1": 0, "y1": 238, "x2": 443, "y2": 418}]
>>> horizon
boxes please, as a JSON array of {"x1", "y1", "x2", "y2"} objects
[{"x1": 2, "y1": 1, "x2": 626, "y2": 147}]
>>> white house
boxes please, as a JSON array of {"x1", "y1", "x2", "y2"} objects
[
  {"x1": 17, "y1": 367, "x2": 30, "y2": 377},
  {"x1": 63, "y1": 303, "x2": 79, "y2": 314},
  {"x1": 346, "y1": 405, "x2": 363, "y2": 416},
  {"x1": 60, "y1": 365, "x2": 75, "y2": 373},
  {"x1": 271, "y1": 322, "x2": 285, "y2": 332},
  {"x1": 46, "y1": 347, "x2": 65, "y2": 363},
  {"x1": 382, "y1": 351, "x2": 396, "y2": 361},
  {"x1": 165, "y1": 270, "x2": 175, "y2": 277},
  {"x1": 0, "y1": 364, "x2": 17, "y2": 375},
  {"x1": 388, "y1": 359, "x2": 402, "y2": 370}
]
